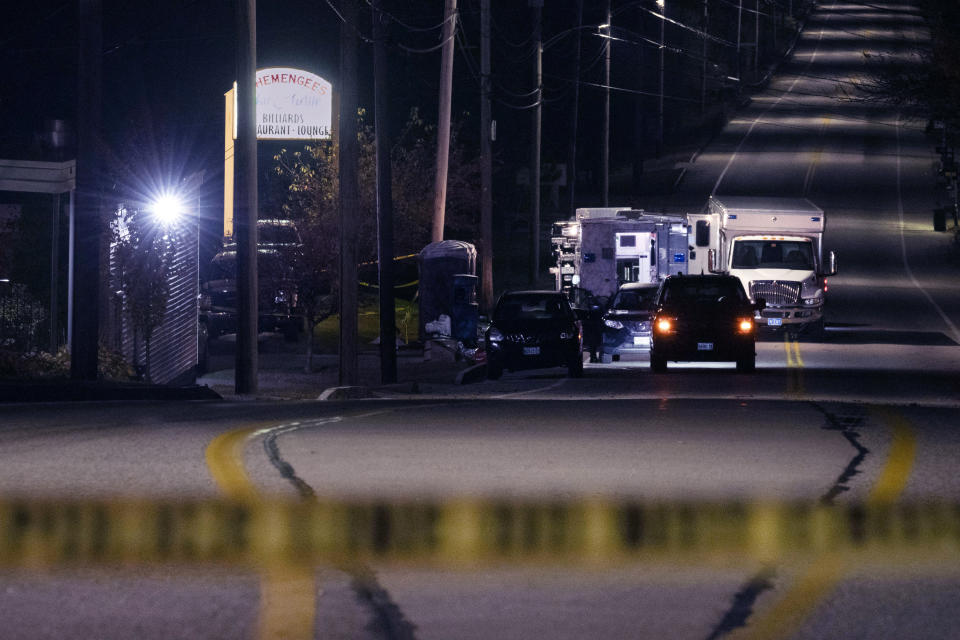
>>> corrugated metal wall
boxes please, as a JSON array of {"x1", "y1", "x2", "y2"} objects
[{"x1": 111, "y1": 221, "x2": 198, "y2": 385}]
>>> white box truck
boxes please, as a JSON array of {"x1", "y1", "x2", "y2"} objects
[{"x1": 687, "y1": 196, "x2": 837, "y2": 335}]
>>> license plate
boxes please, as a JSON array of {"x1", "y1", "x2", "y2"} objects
[
  {"x1": 523, "y1": 346, "x2": 540, "y2": 356},
  {"x1": 697, "y1": 342, "x2": 714, "y2": 351},
  {"x1": 767, "y1": 318, "x2": 783, "y2": 327},
  {"x1": 633, "y1": 336, "x2": 650, "y2": 347}
]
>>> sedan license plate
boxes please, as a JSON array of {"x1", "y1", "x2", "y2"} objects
[
  {"x1": 767, "y1": 317, "x2": 783, "y2": 327},
  {"x1": 523, "y1": 346, "x2": 540, "y2": 356},
  {"x1": 633, "y1": 336, "x2": 650, "y2": 347},
  {"x1": 697, "y1": 342, "x2": 714, "y2": 351}
]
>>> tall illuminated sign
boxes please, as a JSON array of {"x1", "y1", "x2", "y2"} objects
[
  {"x1": 255, "y1": 67, "x2": 332, "y2": 140},
  {"x1": 224, "y1": 68, "x2": 333, "y2": 238}
]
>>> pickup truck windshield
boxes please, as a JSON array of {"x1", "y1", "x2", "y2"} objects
[
  {"x1": 662, "y1": 279, "x2": 747, "y2": 304},
  {"x1": 731, "y1": 240, "x2": 814, "y2": 270}
]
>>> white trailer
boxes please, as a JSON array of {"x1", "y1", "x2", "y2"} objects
[
  {"x1": 689, "y1": 196, "x2": 837, "y2": 334},
  {"x1": 551, "y1": 208, "x2": 688, "y2": 302}
]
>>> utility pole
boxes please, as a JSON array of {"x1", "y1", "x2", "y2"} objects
[
  {"x1": 657, "y1": 0, "x2": 665, "y2": 158},
  {"x1": 72, "y1": 0, "x2": 101, "y2": 381},
  {"x1": 601, "y1": 1, "x2": 610, "y2": 206},
  {"x1": 234, "y1": 0, "x2": 258, "y2": 395},
  {"x1": 432, "y1": 0, "x2": 457, "y2": 243},
  {"x1": 49, "y1": 194, "x2": 60, "y2": 353},
  {"x1": 701, "y1": 0, "x2": 708, "y2": 115},
  {"x1": 632, "y1": 5, "x2": 644, "y2": 190},
  {"x1": 771, "y1": 2, "x2": 777, "y2": 52},
  {"x1": 530, "y1": 0, "x2": 543, "y2": 285},
  {"x1": 339, "y1": 0, "x2": 360, "y2": 386},
  {"x1": 754, "y1": 0, "x2": 760, "y2": 76},
  {"x1": 568, "y1": 0, "x2": 584, "y2": 213},
  {"x1": 480, "y1": 0, "x2": 494, "y2": 311},
  {"x1": 372, "y1": 0, "x2": 396, "y2": 384},
  {"x1": 736, "y1": 0, "x2": 742, "y2": 85}
]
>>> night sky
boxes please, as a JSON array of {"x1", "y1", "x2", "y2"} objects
[{"x1": 2, "y1": 0, "x2": 744, "y2": 254}]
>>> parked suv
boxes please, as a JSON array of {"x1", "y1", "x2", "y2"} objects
[
  {"x1": 600, "y1": 282, "x2": 659, "y2": 363},
  {"x1": 650, "y1": 274, "x2": 763, "y2": 373},
  {"x1": 485, "y1": 290, "x2": 584, "y2": 380}
]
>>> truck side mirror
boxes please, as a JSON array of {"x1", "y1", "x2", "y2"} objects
[
  {"x1": 820, "y1": 251, "x2": 837, "y2": 277},
  {"x1": 707, "y1": 249, "x2": 722, "y2": 274}
]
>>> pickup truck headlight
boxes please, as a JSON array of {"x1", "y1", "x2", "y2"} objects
[
  {"x1": 803, "y1": 295, "x2": 822, "y2": 306},
  {"x1": 655, "y1": 317, "x2": 674, "y2": 334},
  {"x1": 487, "y1": 327, "x2": 504, "y2": 343},
  {"x1": 603, "y1": 318, "x2": 624, "y2": 330}
]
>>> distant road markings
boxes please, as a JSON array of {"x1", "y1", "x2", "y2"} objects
[
  {"x1": 207, "y1": 422, "x2": 317, "y2": 640},
  {"x1": 895, "y1": 115, "x2": 960, "y2": 345},
  {"x1": 493, "y1": 378, "x2": 568, "y2": 398},
  {"x1": 803, "y1": 117, "x2": 831, "y2": 195},
  {"x1": 727, "y1": 408, "x2": 917, "y2": 640},
  {"x1": 711, "y1": 5, "x2": 829, "y2": 195}
]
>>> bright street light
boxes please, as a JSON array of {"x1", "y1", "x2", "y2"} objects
[{"x1": 147, "y1": 193, "x2": 185, "y2": 227}]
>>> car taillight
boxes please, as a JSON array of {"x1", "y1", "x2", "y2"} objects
[
  {"x1": 737, "y1": 318, "x2": 754, "y2": 333},
  {"x1": 823, "y1": 277, "x2": 829, "y2": 293},
  {"x1": 655, "y1": 317, "x2": 673, "y2": 333}
]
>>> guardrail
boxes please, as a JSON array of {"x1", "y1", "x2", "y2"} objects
[{"x1": 2, "y1": 497, "x2": 959, "y2": 569}]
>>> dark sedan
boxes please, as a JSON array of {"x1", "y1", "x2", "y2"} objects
[
  {"x1": 485, "y1": 291, "x2": 584, "y2": 380},
  {"x1": 650, "y1": 275, "x2": 762, "y2": 373},
  {"x1": 600, "y1": 282, "x2": 659, "y2": 363}
]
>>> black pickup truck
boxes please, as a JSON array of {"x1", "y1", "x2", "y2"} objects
[{"x1": 198, "y1": 219, "x2": 304, "y2": 357}]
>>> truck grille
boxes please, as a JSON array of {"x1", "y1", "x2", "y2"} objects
[{"x1": 750, "y1": 281, "x2": 800, "y2": 306}]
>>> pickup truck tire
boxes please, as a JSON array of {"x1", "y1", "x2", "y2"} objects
[
  {"x1": 650, "y1": 353, "x2": 667, "y2": 373},
  {"x1": 736, "y1": 353, "x2": 756, "y2": 373},
  {"x1": 803, "y1": 318, "x2": 825, "y2": 341}
]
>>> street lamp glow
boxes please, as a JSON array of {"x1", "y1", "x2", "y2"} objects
[{"x1": 149, "y1": 194, "x2": 184, "y2": 226}]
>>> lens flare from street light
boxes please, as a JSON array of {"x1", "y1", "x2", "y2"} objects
[{"x1": 149, "y1": 194, "x2": 184, "y2": 227}]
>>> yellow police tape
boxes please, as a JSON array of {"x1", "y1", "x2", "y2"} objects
[{"x1": 1, "y1": 498, "x2": 958, "y2": 568}]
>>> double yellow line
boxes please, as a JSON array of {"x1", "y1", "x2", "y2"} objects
[
  {"x1": 784, "y1": 333, "x2": 805, "y2": 396},
  {"x1": 206, "y1": 425, "x2": 316, "y2": 640},
  {"x1": 729, "y1": 412, "x2": 918, "y2": 640}
]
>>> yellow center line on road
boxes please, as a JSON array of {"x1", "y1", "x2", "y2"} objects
[
  {"x1": 867, "y1": 408, "x2": 917, "y2": 503},
  {"x1": 206, "y1": 426, "x2": 264, "y2": 501},
  {"x1": 784, "y1": 334, "x2": 805, "y2": 397},
  {"x1": 206, "y1": 425, "x2": 317, "y2": 640},
  {"x1": 727, "y1": 408, "x2": 918, "y2": 640}
]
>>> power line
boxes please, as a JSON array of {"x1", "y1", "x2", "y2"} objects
[
  {"x1": 363, "y1": 0, "x2": 456, "y2": 33},
  {"x1": 545, "y1": 72, "x2": 702, "y2": 105},
  {"x1": 396, "y1": 29, "x2": 457, "y2": 54}
]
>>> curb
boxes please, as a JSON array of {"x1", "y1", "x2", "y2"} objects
[
  {"x1": 317, "y1": 386, "x2": 376, "y2": 401},
  {"x1": 0, "y1": 382, "x2": 222, "y2": 404},
  {"x1": 455, "y1": 363, "x2": 487, "y2": 385}
]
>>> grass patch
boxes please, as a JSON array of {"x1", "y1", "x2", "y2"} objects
[{"x1": 312, "y1": 298, "x2": 419, "y2": 352}]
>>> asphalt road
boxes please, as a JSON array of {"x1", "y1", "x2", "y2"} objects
[{"x1": 1, "y1": 1, "x2": 960, "y2": 639}]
